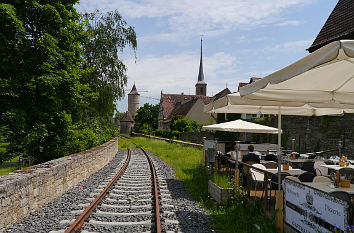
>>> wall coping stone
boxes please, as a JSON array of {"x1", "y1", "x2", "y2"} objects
[{"x1": 0, "y1": 137, "x2": 118, "y2": 231}]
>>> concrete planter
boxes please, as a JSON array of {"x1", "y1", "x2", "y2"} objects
[{"x1": 208, "y1": 180, "x2": 233, "y2": 205}]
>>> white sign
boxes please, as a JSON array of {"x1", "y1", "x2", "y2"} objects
[{"x1": 284, "y1": 179, "x2": 349, "y2": 233}]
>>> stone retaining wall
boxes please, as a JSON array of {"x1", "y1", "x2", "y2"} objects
[{"x1": 0, "y1": 138, "x2": 118, "y2": 231}]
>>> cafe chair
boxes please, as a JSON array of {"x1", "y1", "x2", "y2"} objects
[
  {"x1": 314, "y1": 161, "x2": 328, "y2": 176},
  {"x1": 264, "y1": 153, "x2": 277, "y2": 162},
  {"x1": 218, "y1": 154, "x2": 228, "y2": 169},
  {"x1": 313, "y1": 176, "x2": 331, "y2": 183},
  {"x1": 242, "y1": 161, "x2": 257, "y2": 187},
  {"x1": 301, "y1": 160, "x2": 315, "y2": 173},
  {"x1": 270, "y1": 172, "x2": 291, "y2": 190},
  {"x1": 250, "y1": 164, "x2": 266, "y2": 199},
  {"x1": 298, "y1": 171, "x2": 315, "y2": 182},
  {"x1": 268, "y1": 172, "x2": 291, "y2": 203},
  {"x1": 264, "y1": 161, "x2": 277, "y2": 169}
]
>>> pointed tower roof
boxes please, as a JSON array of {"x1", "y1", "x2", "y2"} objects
[
  {"x1": 307, "y1": 0, "x2": 354, "y2": 53},
  {"x1": 128, "y1": 83, "x2": 139, "y2": 95},
  {"x1": 197, "y1": 39, "x2": 206, "y2": 84},
  {"x1": 120, "y1": 111, "x2": 134, "y2": 122}
]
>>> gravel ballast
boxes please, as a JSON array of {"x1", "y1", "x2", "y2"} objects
[{"x1": 4, "y1": 149, "x2": 213, "y2": 233}]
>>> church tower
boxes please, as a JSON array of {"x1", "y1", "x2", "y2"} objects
[
  {"x1": 195, "y1": 39, "x2": 207, "y2": 96},
  {"x1": 128, "y1": 83, "x2": 140, "y2": 119}
]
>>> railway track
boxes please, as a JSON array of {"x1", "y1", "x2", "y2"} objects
[{"x1": 50, "y1": 146, "x2": 180, "y2": 233}]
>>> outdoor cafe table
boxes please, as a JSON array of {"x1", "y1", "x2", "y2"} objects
[
  {"x1": 264, "y1": 168, "x2": 306, "y2": 176},
  {"x1": 303, "y1": 182, "x2": 354, "y2": 195},
  {"x1": 283, "y1": 158, "x2": 323, "y2": 168},
  {"x1": 320, "y1": 164, "x2": 354, "y2": 171}
]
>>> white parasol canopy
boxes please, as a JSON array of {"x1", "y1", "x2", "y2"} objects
[
  {"x1": 204, "y1": 93, "x2": 354, "y2": 116},
  {"x1": 202, "y1": 119, "x2": 281, "y2": 134},
  {"x1": 239, "y1": 40, "x2": 354, "y2": 106}
]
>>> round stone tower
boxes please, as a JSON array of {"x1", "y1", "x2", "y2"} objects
[{"x1": 128, "y1": 83, "x2": 140, "y2": 119}]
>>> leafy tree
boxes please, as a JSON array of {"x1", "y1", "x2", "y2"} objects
[
  {"x1": 134, "y1": 103, "x2": 159, "y2": 133},
  {"x1": 81, "y1": 9, "x2": 137, "y2": 119},
  {"x1": 0, "y1": 4, "x2": 136, "y2": 164},
  {"x1": 0, "y1": 1, "x2": 92, "y2": 163},
  {"x1": 169, "y1": 115, "x2": 202, "y2": 132}
]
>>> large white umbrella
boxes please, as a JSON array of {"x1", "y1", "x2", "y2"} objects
[
  {"x1": 204, "y1": 93, "x2": 354, "y2": 190},
  {"x1": 239, "y1": 40, "x2": 354, "y2": 105},
  {"x1": 202, "y1": 119, "x2": 281, "y2": 134},
  {"x1": 205, "y1": 93, "x2": 354, "y2": 116}
]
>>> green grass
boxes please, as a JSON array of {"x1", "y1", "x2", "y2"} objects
[
  {"x1": 0, "y1": 143, "x2": 22, "y2": 175},
  {"x1": 119, "y1": 137, "x2": 277, "y2": 233},
  {"x1": 0, "y1": 165, "x2": 19, "y2": 175},
  {"x1": 212, "y1": 173, "x2": 233, "y2": 188}
]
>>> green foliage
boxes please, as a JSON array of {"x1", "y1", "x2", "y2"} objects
[
  {"x1": 212, "y1": 189, "x2": 277, "y2": 233},
  {"x1": 81, "y1": 9, "x2": 137, "y2": 117},
  {"x1": 170, "y1": 115, "x2": 202, "y2": 132},
  {"x1": 0, "y1": 3, "x2": 131, "y2": 164},
  {"x1": 212, "y1": 173, "x2": 233, "y2": 188},
  {"x1": 134, "y1": 103, "x2": 159, "y2": 133},
  {"x1": 217, "y1": 113, "x2": 241, "y2": 123},
  {"x1": 154, "y1": 129, "x2": 180, "y2": 139},
  {"x1": 214, "y1": 131, "x2": 239, "y2": 142}
]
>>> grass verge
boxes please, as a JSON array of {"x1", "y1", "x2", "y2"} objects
[{"x1": 119, "y1": 136, "x2": 277, "y2": 233}]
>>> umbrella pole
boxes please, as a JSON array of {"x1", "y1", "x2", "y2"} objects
[
  {"x1": 235, "y1": 141, "x2": 240, "y2": 187},
  {"x1": 277, "y1": 110, "x2": 282, "y2": 191},
  {"x1": 276, "y1": 109, "x2": 284, "y2": 233}
]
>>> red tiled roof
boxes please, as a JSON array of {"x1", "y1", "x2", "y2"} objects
[
  {"x1": 120, "y1": 111, "x2": 134, "y2": 122},
  {"x1": 161, "y1": 94, "x2": 212, "y2": 121},
  {"x1": 238, "y1": 82, "x2": 248, "y2": 91},
  {"x1": 161, "y1": 88, "x2": 230, "y2": 123},
  {"x1": 249, "y1": 77, "x2": 262, "y2": 83},
  {"x1": 237, "y1": 77, "x2": 262, "y2": 91},
  {"x1": 129, "y1": 84, "x2": 139, "y2": 95},
  {"x1": 308, "y1": 0, "x2": 354, "y2": 53},
  {"x1": 170, "y1": 98, "x2": 199, "y2": 117}
]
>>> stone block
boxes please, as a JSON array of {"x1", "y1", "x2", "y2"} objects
[{"x1": 208, "y1": 180, "x2": 232, "y2": 205}]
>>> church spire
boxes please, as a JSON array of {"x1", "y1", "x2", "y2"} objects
[
  {"x1": 197, "y1": 39, "x2": 205, "y2": 83},
  {"x1": 195, "y1": 39, "x2": 207, "y2": 96}
]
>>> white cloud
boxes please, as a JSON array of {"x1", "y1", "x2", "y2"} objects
[
  {"x1": 245, "y1": 70, "x2": 276, "y2": 78},
  {"x1": 267, "y1": 39, "x2": 312, "y2": 52},
  {"x1": 116, "y1": 51, "x2": 240, "y2": 111},
  {"x1": 78, "y1": 0, "x2": 313, "y2": 37},
  {"x1": 124, "y1": 52, "x2": 238, "y2": 96},
  {"x1": 276, "y1": 20, "x2": 301, "y2": 26},
  {"x1": 138, "y1": 32, "x2": 184, "y2": 43}
]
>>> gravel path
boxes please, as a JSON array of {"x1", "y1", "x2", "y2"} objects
[{"x1": 4, "y1": 149, "x2": 213, "y2": 233}]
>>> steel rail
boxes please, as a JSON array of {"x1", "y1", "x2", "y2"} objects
[
  {"x1": 140, "y1": 148, "x2": 162, "y2": 233},
  {"x1": 65, "y1": 149, "x2": 131, "y2": 233}
]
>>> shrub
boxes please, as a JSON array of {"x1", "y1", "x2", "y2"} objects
[{"x1": 154, "y1": 129, "x2": 179, "y2": 139}]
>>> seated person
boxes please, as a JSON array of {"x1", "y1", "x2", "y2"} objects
[
  {"x1": 242, "y1": 145, "x2": 260, "y2": 164},
  {"x1": 265, "y1": 150, "x2": 277, "y2": 161},
  {"x1": 227, "y1": 142, "x2": 242, "y2": 162}
]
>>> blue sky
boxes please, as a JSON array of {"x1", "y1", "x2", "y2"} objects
[{"x1": 76, "y1": 0, "x2": 337, "y2": 113}]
